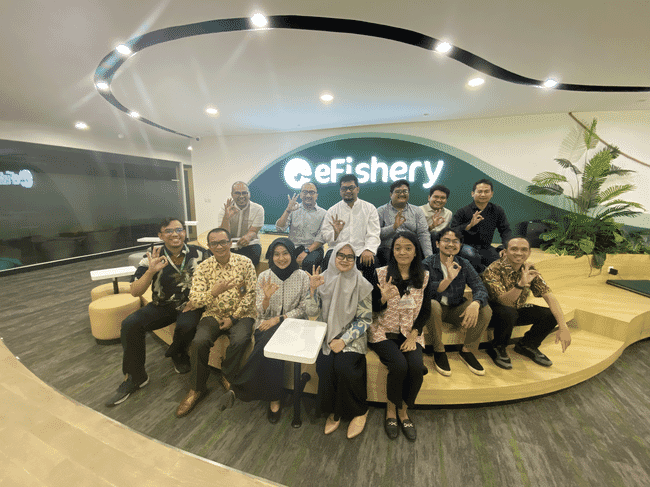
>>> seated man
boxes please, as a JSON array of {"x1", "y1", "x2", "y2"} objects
[
  {"x1": 422, "y1": 227, "x2": 492, "y2": 376},
  {"x1": 450, "y1": 179, "x2": 512, "y2": 273},
  {"x1": 275, "y1": 181, "x2": 326, "y2": 271},
  {"x1": 176, "y1": 227, "x2": 257, "y2": 418},
  {"x1": 376, "y1": 179, "x2": 433, "y2": 266},
  {"x1": 481, "y1": 237, "x2": 571, "y2": 369},
  {"x1": 420, "y1": 184, "x2": 453, "y2": 249},
  {"x1": 105, "y1": 217, "x2": 208, "y2": 407},
  {"x1": 217, "y1": 181, "x2": 264, "y2": 266}
]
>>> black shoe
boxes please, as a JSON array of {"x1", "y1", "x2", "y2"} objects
[
  {"x1": 487, "y1": 346, "x2": 512, "y2": 370},
  {"x1": 458, "y1": 351, "x2": 485, "y2": 376},
  {"x1": 215, "y1": 390, "x2": 236, "y2": 411},
  {"x1": 267, "y1": 403, "x2": 282, "y2": 424},
  {"x1": 514, "y1": 343, "x2": 553, "y2": 367},
  {"x1": 105, "y1": 374, "x2": 149, "y2": 407},
  {"x1": 400, "y1": 418, "x2": 417, "y2": 442},
  {"x1": 433, "y1": 352, "x2": 451, "y2": 377},
  {"x1": 172, "y1": 353, "x2": 191, "y2": 374},
  {"x1": 384, "y1": 417, "x2": 399, "y2": 440}
]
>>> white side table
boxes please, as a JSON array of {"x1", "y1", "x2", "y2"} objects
[{"x1": 90, "y1": 266, "x2": 137, "y2": 294}]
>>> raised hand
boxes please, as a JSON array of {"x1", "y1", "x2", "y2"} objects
[
  {"x1": 286, "y1": 193, "x2": 299, "y2": 213},
  {"x1": 308, "y1": 265, "x2": 325, "y2": 293},
  {"x1": 393, "y1": 210, "x2": 406, "y2": 230},
  {"x1": 261, "y1": 276, "x2": 280, "y2": 300},
  {"x1": 378, "y1": 275, "x2": 399, "y2": 303},
  {"x1": 224, "y1": 198, "x2": 240, "y2": 219},
  {"x1": 147, "y1": 246, "x2": 168, "y2": 273},
  {"x1": 432, "y1": 209, "x2": 446, "y2": 228},
  {"x1": 468, "y1": 210, "x2": 484, "y2": 229},
  {"x1": 442, "y1": 255, "x2": 461, "y2": 281},
  {"x1": 330, "y1": 214, "x2": 345, "y2": 239},
  {"x1": 519, "y1": 262, "x2": 540, "y2": 287},
  {"x1": 211, "y1": 277, "x2": 239, "y2": 297}
]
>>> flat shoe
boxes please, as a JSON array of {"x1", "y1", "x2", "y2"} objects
[
  {"x1": 400, "y1": 418, "x2": 417, "y2": 442},
  {"x1": 324, "y1": 414, "x2": 341, "y2": 435},
  {"x1": 384, "y1": 418, "x2": 399, "y2": 440},
  {"x1": 176, "y1": 389, "x2": 203, "y2": 418},
  {"x1": 347, "y1": 411, "x2": 368, "y2": 439}
]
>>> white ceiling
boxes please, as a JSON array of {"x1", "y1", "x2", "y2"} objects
[{"x1": 1, "y1": 0, "x2": 648, "y2": 158}]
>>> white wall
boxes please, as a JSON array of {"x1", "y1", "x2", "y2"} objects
[{"x1": 192, "y1": 110, "x2": 650, "y2": 234}]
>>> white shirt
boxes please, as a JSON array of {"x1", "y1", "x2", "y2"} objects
[
  {"x1": 420, "y1": 204, "x2": 452, "y2": 233},
  {"x1": 320, "y1": 199, "x2": 380, "y2": 256}
]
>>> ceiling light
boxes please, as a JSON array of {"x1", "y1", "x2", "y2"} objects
[
  {"x1": 187, "y1": 146, "x2": 193, "y2": 151},
  {"x1": 542, "y1": 78, "x2": 559, "y2": 89},
  {"x1": 74, "y1": 121, "x2": 88, "y2": 130},
  {"x1": 205, "y1": 107, "x2": 219, "y2": 115},
  {"x1": 95, "y1": 81, "x2": 109, "y2": 91},
  {"x1": 116, "y1": 44, "x2": 132, "y2": 56},
  {"x1": 251, "y1": 13, "x2": 268, "y2": 28},
  {"x1": 467, "y1": 77, "x2": 485, "y2": 87},
  {"x1": 320, "y1": 93, "x2": 334, "y2": 103},
  {"x1": 129, "y1": 111, "x2": 140, "y2": 118},
  {"x1": 434, "y1": 41, "x2": 452, "y2": 54}
]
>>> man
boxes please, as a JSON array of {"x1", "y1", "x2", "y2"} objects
[
  {"x1": 481, "y1": 237, "x2": 571, "y2": 369},
  {"x1": 450, "y1": 179, "x2": 512, "y2": 273},
  {"x1": 376, "y1": 179, "x2": 433, "y2": 266},
  {"x1": 320, "y1": 174, "x2": 380, "y2": 284},
  {"x1": 422, "y1": 227, "x2": 492, "y2": 376},
  {"x1": 275, "y1": 181, "x2": 326, "y2": 270},
  {"x1": 105, "y1": 217, "x2": 208, "y2": 407},
  {"x1": 176, "y1": 227, "x2": 257, "y2": 417},
  {"x1": 420, "y1": 184, "x2": 453, "y2": 247},
  {"x1": 217, "y1": 181, "x2": 264, "y2": 266}
]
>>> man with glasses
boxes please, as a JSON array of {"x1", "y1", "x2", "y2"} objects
[
  {"x1": 105, "y1": 217, "x2": 209, "y2": 407},
  {"x1": 422, "y1": 227, "x2": 492, "y2": 377},
  {"x1": 420, "y1": 184, "x2": 453, "y2": 248},
  {"x1": 176, "y1": 227, "x2": 257, "y2": 418},
  {"x1": 275, "y1": 181, "x2": 326, "y2": 270},
  {"x1": 217, "y1": 181, "x2": 264, "y2": 266},
  {"x1": 376, "y1": 179, "x2": 433, "y2": 266},
  {"x1": 320, "y1": 174, "x2": 380, "y2": 284}
]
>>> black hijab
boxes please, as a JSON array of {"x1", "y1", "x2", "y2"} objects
[{"x1": 265, "y1": 237, "x2": 299, "y2": 281}]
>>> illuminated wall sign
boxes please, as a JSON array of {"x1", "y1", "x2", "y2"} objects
[
  {"x1": 283, "y1": 156, "x2": 444, "y2": 190},
  {"x1": 0, "y1": 169, "x2": 33, "y2": 188}
]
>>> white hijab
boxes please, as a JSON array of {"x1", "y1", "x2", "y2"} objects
[{"x1": 318, "y1": 242, "x2": 373, "y2": 354}]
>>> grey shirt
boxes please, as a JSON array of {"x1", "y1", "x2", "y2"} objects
[{"x1": 377, "y1": 202, "x2": 433, "y2": 257}]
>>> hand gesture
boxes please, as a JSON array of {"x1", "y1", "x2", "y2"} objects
[
  {"x1": 220, "y1": 317, "x2": 233, "y2": 330},
  {"x1": 442, "y1": 255, "x2": 461, "y2": 281},
  {"x1": 286, "y1": 193, "x2": 299, "y2": 213},
  {"x1": 258, "y1": 316, "x2": 280, "y2": 332},
  {"x1": 147, "y1": 246, "x2": 168, "y2": 273},
  {"x1": 459, "y1": 301, "x2": 480, "y2": 328},
  {"x1": 260, "y1": 275, "x2": 280, "y2": 300},
  {"x1": 378, "y1": 275, "x2": 399, "y2": 303},
  {"x1": 330, "y1": 214, "x2": 345, "y2": 239},
  {"x1": 519, "y1": 262, "x2": 539, "y2": 287},
  {"x1": 238, "y1": 234, "x2": 250, "y2": 248},
  {"x1": 555, "y1": 326, "x2": 572, "y2": 352},
  {"x1": 329, "y1": 338, "x2": 345, "y2": 354},
  {"x1": 400, "y1": 334, "x2": 417, "y2": 352},
  {"x1": 468, "y1": 210, "x2": 484, "y2": 229},
  {"x1": 308, "y1": 266, "x2": 325, "y2": 293},
  {"x1": 211, "y1": 277, "x2": 239, "y2": 297},
  {"x1": 182, "y1": 301, "x2": 197, "y2": 313},
  {"x1": 224, "y1": 198, "x2": 240, "y2": 219},
  {"x1": 393, "y1": 210, "x2": 406, "y2": 230},
  {"x1": 432, "y1": 209, "x2": 446, "y2": 228},
  {"x1": 360, "y1": 249, "x2": 374, "y2": 266},
  {"x1": 296, "y1": 251, "x2": 307, "y2": 265}
]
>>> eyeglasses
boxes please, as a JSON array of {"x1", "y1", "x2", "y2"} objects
[
  {"x1": 163, "y1": 228, "x2": 185, "y2": 235},
  {"x1": 336, "y1": 252, "x2": 356, "y2": 262},
  {"x1": 301, "y1": 190, "x2": 316, "y2": 196},
  {"x1": 208, "y1": 239, "x2": 231, "y2": 248},
  {"x1": 233, "y1": 191, "x2": 249, "y2": 197},
  {"x1": 393, "y1": 189, "x2": 409, "y2": 196},
  {"x1": 340, "y1": 185, "x2": 357, "y2": 192},
  {"x1": 440, "y1": 238, "x2": 461, "y2": 244}
]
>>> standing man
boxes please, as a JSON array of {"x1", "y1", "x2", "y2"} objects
[
  {"x1": 420, "y1": 184, "x2": 453, "y2": 248},
  {"x1": 217, "y1": 181, "x2": 264, "y2": 266},
  {"x1": 481, "y1": 237, "x2": 571, "y2": 369},
  {"x1": 105, "y1": 217, "x2": 208, "y2": 407},
  {"x1": 175, "y1": 228, "x2": 257, "y2": 417},
  {"x1": 275, "y1": 181, "x2": 326, "y2": 270},
  {"x1": 451, "y1": 179, "x2": 512, "y2": 273},
  {"x1": 320, "y1": 174, "x2": 380, "y2": 284},
  {"x1": 376, "y1": 179, "x2": 433, "y2": 266},
  {"x1": 422, "y1": 227, "x2": 492, "y2": 376}
]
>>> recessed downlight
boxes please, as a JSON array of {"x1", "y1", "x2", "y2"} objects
[
  {"x1": 129, "y1": 111, "x2": 140, "y2": 118},
  {"x1": 205, "y1": 107, "x2": 219, "y2": 116},
  {"x1": 95, "y1": 81, "x2": 109, "y2": 91},
  {"x1": 467, "y1": 77, "x2": 485, "y2": 87},
  {"x1": 320, "y1": 93, "x2": 334, "y2": 103},
  {"x1": 251, "y1": 13, "x2": 268, "y2": 27},
  {"x1": 434, "y1": 41, "x2": 452, "y2": 54},
  {"x1": 187, "y1": 146, "x2": 193, "y2": 151},
  {"x1": 542, "y1": 78, "x2": 559, "y2": 88},
  {"x1": 116, "y1": 44, "x2": 132, "y2": 56},
  {"x1": 75, "y1": 121, "x2": 88, "y2": 130}
]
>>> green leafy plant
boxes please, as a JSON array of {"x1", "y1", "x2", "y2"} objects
[{"x1": 527, "y1": 118, "x2": 646, "y2": 271}]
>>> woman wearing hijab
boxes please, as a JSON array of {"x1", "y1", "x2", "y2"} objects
[
  {"x1": 225, "y1": 237, "x2": 311, "y2": 423},
  {"x1": 307, "y1": 242, "x2": 373, "y2": 439},
  {"x1": 368, "y1": 231, "x2": 430, "y2": 442}
]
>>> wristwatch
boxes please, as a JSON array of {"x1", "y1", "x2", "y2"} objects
[{"x1": 304, "y1": 249, "x2": 310, "y2": 254}]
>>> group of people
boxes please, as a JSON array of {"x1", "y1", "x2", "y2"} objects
[{"x1": 105, "y1": 175, "x2": 572, "y2": 443}]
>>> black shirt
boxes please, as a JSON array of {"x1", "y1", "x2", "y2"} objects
[{"x1": 451, "y1": 202, "x2": 512, "y2": 249}]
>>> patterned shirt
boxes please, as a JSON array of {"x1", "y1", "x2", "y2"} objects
[
  {"x1": 481, "y1": 257, "x2": 551, "y2": 308},
  {"x1": 420, "y1": 204, "x2": 452, "y2": 233},
  {"x1": 255, "y1": 269, "x2": 311, "y2": 330},
  {"x1": 422, "y1": 254, "x2": 489, "y2": 308},
  {"x1": 275, "y1": 204, "x2": 327, "y2": 247},
  {"x1": 132, "y1": 244, "x2": 208, "y2": 310},
  {"x1": 376, "y1": 202, "x2": 433, "y2": 257},
  {"x1": 189, "y1": 253, "x2": 257, "y2": 321}
]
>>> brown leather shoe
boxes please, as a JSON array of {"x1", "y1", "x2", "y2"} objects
[
  {"x1": 347, "y1": 410, "x2": 369, "y2": 439},
  {"x1": 219, "y1": 374, "x2": 231, "y2": 392},
  {"x1": 324, "y1": 414, "x2": 340, "y2": 435},
  {"x1": 176, "y1": 389, "x2": 203, "y2": 418}
]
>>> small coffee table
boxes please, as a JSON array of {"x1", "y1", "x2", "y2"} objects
[
  {"x1": 90, "y1": 266, "x2": 137, "y2": 294},
  {"x1": 264, "y1": 318, "x2": 327, "y2": 428}
]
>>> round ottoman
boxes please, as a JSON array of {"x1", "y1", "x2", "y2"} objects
[
  {"x1": 90, "y1": 281, "x2": 131, "y2": 301},
  {"x1": 88, "y1": 294, "x2": 141, "y2": 345}
]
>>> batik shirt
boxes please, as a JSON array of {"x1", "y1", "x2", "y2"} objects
[{"x1": 481, "y1": 257, "x2": 551, "y2": 308}]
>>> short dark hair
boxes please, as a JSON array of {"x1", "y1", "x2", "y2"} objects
[
  {"x1": 207, "y1": 227, "x2": 231, "y2": 241},
  {"x1": 505, "y1": 236, "x2": 531, "y2": 249},
  {"x1": 159, "y1": 217, "x2": 185, "y2": 232},
  {"x1": 429, "y1": 184, "x2": 450, "y2": 198},
  {"x1": 390, "y1": 179, "x2": 410, "y2": 193},
  {"x1": 436, "y1": 226, "x2": 464, "y2": 244},
  {"x1": 339, "y1": 174, "x2": 359, "y2": 187},
  {"x1": 473, "y1": 179, "x2": 493, "y2": 191},
  {"x1": 301, "y1": 181, "x2": 318, "y2": 192}
]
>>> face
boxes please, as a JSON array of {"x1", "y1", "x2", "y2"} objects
[
  {"x1": 159, "y1": 220, "x2": 185, "y2": 251},
  {"x1": 393, "y1": 237, "x2": 416, "y2": 267},
  {"x1": 436, "y1": 231, "x2": 461, "y2": 259},
  {"x1": 232, "y1": 183, "x2": 250, "y2": 208},
  {"x1": 390, "y1": 184, "x2": 410, "y2": 207},
  {"x1": 334, "y1": 245, "x2": 356, "y2": 272},
  {"x1": 428, "y1": 190, "x2": 448, "y2": 210},
  {"x1": 207, "y1": 230, "x2": 231, "y2": 260},
  {"x1": 272, "y1": 244, "x2": 292, "y2": 270},
  {"x1": 505, "y1": 238, "x2": 531, "y2": 266},
  {"x1": 471, "y1": 183, "x2": 493, "y2": 206},
  {"x1": 300, "y1": 183, "x2": 318, "y2": 209},
  {"x1": 340, "y1": 181, "x2": 359, "y2": 203}
]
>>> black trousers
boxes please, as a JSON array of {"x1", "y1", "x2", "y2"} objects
[
  {"x1": 121, "y1": 303, "x2": 202, "y2": 383},
  {"x1": 294, "y1": 245, "x2": 324, "y2": 272},
  {"x1": 369, "y1": 336, "x2": 424, "y2": 409},
  {"x1": 316, "y1": 350, "x2": 368, "y2": 421},
  {"x1": 489, "y1": 302, "x2": 557, "y2": 349},
  {"x1": 232, "y1": 244, "x2": 262, "y2": 267},
  {"x1": 189, "y1": 316, "x2": 254, "y2": 392}
]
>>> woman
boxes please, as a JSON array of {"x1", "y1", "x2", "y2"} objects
[
  {"x1": 368, "y1": 231, "x2": 430, "y2": 442},
  {"x1": 307, "y1": 242, "x2": 373, "y2": 439},
  {"x1": 227, "y1": 237, "x2": 311, "y2": 423}
]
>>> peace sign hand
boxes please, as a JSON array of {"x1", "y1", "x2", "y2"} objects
[
  {"x1": 308, "y1": 265, "x2": 325, "y2": 294},
  {"x1": 378, "y1": 275, "x2": 400, "y2": 303},
  {"x1": 147, "y1": 246, "x2": 168, "y2": 273},
  {"x1": 261, "y1": 275, "x2": 280, "y2": 300}
]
